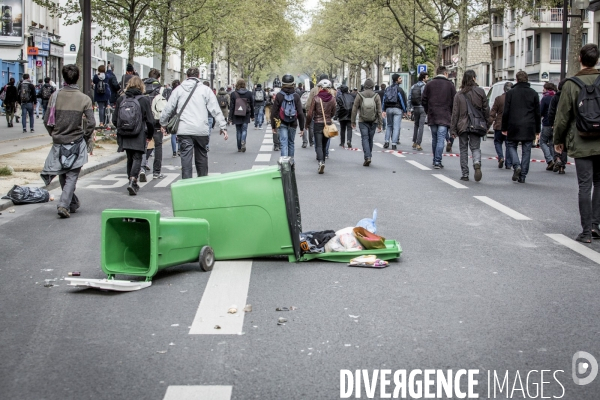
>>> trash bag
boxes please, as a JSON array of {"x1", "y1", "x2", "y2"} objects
[
  {"x1": 325, "y1": 233, "x2": 363, "y2": 252},
  {"x1": 356, "y1": 209, "x2": 378, "y2": 234},
  {"x1": 2, "y1": 185, "x2": 50, "y2": 205},
  {"x1": 299, "y1": 230, "x2": 336, "y2": 254}
]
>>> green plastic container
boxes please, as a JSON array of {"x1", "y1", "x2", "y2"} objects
[
  {"x1": 101, "y1": 209, "x2": 214, "y2": 280},
  {"x1": 296, "y1": 240, "x2": 402, "y2": 262}
]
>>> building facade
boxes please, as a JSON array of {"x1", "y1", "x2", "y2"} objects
[{"x1": 442, "y1": 29, "x2": 492, "y2": 87}]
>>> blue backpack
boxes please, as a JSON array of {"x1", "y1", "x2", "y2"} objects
[
  {"x1": 384, "y1": 85, "x2": 399, "y2": 105},
  {"x1": 279, "y1": 92, "x2": 297, "y2": 123}
]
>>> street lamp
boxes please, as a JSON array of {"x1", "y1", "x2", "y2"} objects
[{"x1": 560, "y1": 0, "x2": 590, "y2": 80}]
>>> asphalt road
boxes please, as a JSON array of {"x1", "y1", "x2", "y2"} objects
[{"x1": 1, "y1": 120, "x2": 599, "y2": 400}]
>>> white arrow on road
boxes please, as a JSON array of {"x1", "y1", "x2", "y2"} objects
[{"x1": 154, "y1": 173, "x2": 179, "y2": 188}]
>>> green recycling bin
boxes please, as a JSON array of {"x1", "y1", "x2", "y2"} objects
[
  {"x1": 101, "y1": 209, "x2": 214, "y2": 281},
  {"x1": 171, "y1": 159, "x2": 302, "y2": 261}
]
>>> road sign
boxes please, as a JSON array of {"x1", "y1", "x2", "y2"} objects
[{"x1": 417, "y1": 64, "x2": 427, "y2": 74}]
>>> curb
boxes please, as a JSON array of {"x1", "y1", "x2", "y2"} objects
[{"x1": 0, "y1": 152, "x2": 127, "y2": 212}]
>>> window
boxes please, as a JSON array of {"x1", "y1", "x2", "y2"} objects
[
  {"x1": 583, "y1": 32, "x2": 588, "y2": 45},
  {"x1": 527, "y1": 37, "x2": 533, "y2": 51},
  {"x1": 550, "y1": 33, "x2": 568, "y2": 61},
  {"x1": 510, "y1": 42, "x2": 515, "y2": 56},
  {"x1": 535, "y1": 34, "x2": 541, "y2": 49}
]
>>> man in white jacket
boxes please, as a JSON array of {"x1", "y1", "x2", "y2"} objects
[{"x1": 160, "y1": 67, "x2": 228, "y2": 178}]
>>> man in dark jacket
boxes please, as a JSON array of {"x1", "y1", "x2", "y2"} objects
[
  {"x1": 0, "y1": 78, "x2": 18, "y2": 127},
  {"x1": 93, "y1": 64, "x2": 112, "y2": 128},
  {"x1": 554, "y1": 44, "x2": 600, "y2": 242},
  {"x1": 229, "y1": 78, "x2": 255, "y2": 152},
  {"x1": 143, "y1": 68, "x2": 165, "y2": 178},
  {"x1": 408, "y1": 72, "x2": 428, "y2": 151},
  {"x1": 376, "y1": 83, "x2": 386, "y2": 131},
  {"x1": 270, "y1": 74, "x2": 305, "y2": 158},
  {"x1": 17, "y1": 73, "x2": 37, "y2": 133},
  {"x1": 253, "y1": 84, "x2": 266, "y2": 129},
  {"x1": 547, "y1": 79, "x2": 567, "y2": 174},
  {"x1": 502, "y1": 71, "x2": 541, "y2": 184},
  {"x1": 105, "y1": 65, "x2": 121, "y2": 106},
  {"x1": 539, "y1": 82, "x2": 557, "y2": 170},
  {"x1": 39, "y1": 77, "x2": 56, "y2": 119},
  {"x1": 121, "y1": 63, "x2": 135, "y2": 89},
  {"x1": 351, "y1": 78, "x2": 382, "y2": 166},
  {"x1": 490, "y1": 82, "x2": 513, "y2": 169},
  {"x1": 382, "y1": 73, "x2": 407, "y2": 150},
  {"x1": 422, "y1": 66, "x2": 456, "y2": 169},
  {"x1": 336, "y1": 85, "x2": 354, "y2": 148}
]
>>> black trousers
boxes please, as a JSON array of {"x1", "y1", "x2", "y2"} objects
[
  {"x1": 339, "y1": 120, "x2": 352, "y2": 145},
  {"x1": 179, "y1": 135, "x2": 209, "y2": 179},
  {"x1": 126, "y1": 149, "x2": 144, "y2": 179},
  {"x1": 152, "y1": 129, "x2": 163, "y2": 175},
  {"x1": 575, "y1": 155, "x2": 600, "y2": 235},
  {"x1": 314, "y1": 122, "x2": 329, "y2": 162}
]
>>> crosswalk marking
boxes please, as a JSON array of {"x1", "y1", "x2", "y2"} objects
[
  {"x1": 259, "y1": 145, "x2": 272, "y2": 152},
  {"x1": 263, "y1": 138, "x2": 273, "y2": 144},
  {"x1": 546, "y1": 234, "x2": 600, "y2": 265},
  {"x1": 474, "y1": 196, "x2": 531, "y2": 220},
  {"x1": 405, "y1": 160, "x2": 431, "y2": 170},
  {"x1": 154, "y1": 173, "x2": 179, "y2": 188},
  {"x1": 189, "y1": 261, "x2": 253, "y2": 335},
  {"x1": 255, "y1": 153, "x2": 271, "y2": 162},
  {"x1": 87, "y1": 174, "x2": 130, "y2": 189},
  {"x1": 432, "y1": 174, "x2": 468, "y2": 189},
  {"x1": 163, "y1": 385, "x2": 232, "y2": 400}
]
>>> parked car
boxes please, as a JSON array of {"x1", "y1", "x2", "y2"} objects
[{"x1": 486, "y1": 80, "x2": 544, "y2": 136}]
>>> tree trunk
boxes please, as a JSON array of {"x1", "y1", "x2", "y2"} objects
[
  {"x1": 180, "y1": 48, "x2": 185, "y2": 79},
  {"x1": 435, "y1": 30, "x2": 443, "y2": 70},
  {"x1": 76, "y1": 0, "x2": 85, "y2": 92},
  {"x1": 160, "y1": 0, "x2": 172, "y2": 84},
  {"x1": 128, "y1": 24, "x2": 135, "y2": 65},
  {"x1": 567, "y1": 6, "x2": 584, "y2": 77},
  {"x1": 457, "y1": 0, "x2": 469, "y2": 81}
]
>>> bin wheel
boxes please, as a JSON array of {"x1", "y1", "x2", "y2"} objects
[{"x1": 199, "y1": 246, "x2": 215, "y2": 271}]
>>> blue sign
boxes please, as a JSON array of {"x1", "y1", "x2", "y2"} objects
[
  {"x1": 417, "y1": 64, "x2": 427, "y2": 74},
  {"x1": 42, "y1": 38, "x2": 51, "y2": 51}
]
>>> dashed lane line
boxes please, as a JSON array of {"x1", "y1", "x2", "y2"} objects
[
  {"x1": 546, "y1": 234, "x2": 600, "y2": 265},
  {"x1": 163, "y1": 385, "x2": 232, "y2": 400},
  {"x1": 474, "y1": 196, "x2": 532, "y2": 221},
  {"x1": 432, "y1": 174, "x2": 468, "y2": 189},
  {"x1": 405, "y1": 160, "x2": 431, "y2": 171},
  {"x1": 255, "y1": 153, "x2": 271, "y2": 162},
  {"x1": 374, "y1": 143, "x2": 383, "y2": 148},
  {"x1": 259, "y1": 145, "x2": 272, "y2": 152}
]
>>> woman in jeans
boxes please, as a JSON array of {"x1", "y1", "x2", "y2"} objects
[
  {"x1": 228, "y1": 78, "x2": 254, "y2": 152},
  {"x1": 92, "y1": 64, "x2": 112, "y2": 128},
  {"x1": 112, "y1": 76, "x2": 155, "y2": 195},
  {"x1": 306, "y1": 79, "x2": 336, "y2": 174}
]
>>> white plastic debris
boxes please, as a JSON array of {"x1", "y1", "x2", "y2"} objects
[{"x1": 65, "y1": 277, "x2": 151, "y2": 291}]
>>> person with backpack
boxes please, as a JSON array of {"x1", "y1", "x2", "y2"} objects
[
  {"x1": 0, "y1": 78, "x2": 18, "y2": 127},
  {"x1": 228, "y1": 78, "x2": 254, "y2": 152},
  {"x1": 93, "y1": 65, "x2": 112, "y2": 128},
  {"x1": 160, "y1": 67, "x2": 228, "y2": 179},
  {"x1": 299, "y1": 84, "x2": 313, "y2": 148},
  {"x1": 41, "y1": 64, "x2": 96, "y2": 218},
  {"x1": 17, "y1": 74, "x2": 37, "y2": 133},
  {"x1": 306, "y1": 74, "x2": 334, "y2": 157},
  {"x1": 270, "y1": 74, "x2": 305, "y2": 158},
  {"x1": 422, "y1": 66, "x2": 456, "y2": 169},
  {"x1": 336, "y1": 85, "x2": 355, "y2": 148},
  {"x1": 105, "y1": 64, "x2": 121, "y2": 127},
  {"x1": 351, "y1": 78, "x2": 382, "y2": 166},
  {"x1": 264, "y1": 88, "x2": 273, "y2": 126},
  {"x1": 408, "y1": 72, "x2": 428, "y2": 151},
  {"x1": 143, "y1": 68, "x2": 166, "y2": 178},
  {"x1": 554, "y1": 44, "x2": 600, "y2": 242},
  {"x1": 253, "y1": 83, "x2": 266, "y2": 129},
  {"x1": 40, "y1": 77, "x2": 56, "y2": 118},
  {"x1": 112, "y1": 76, "x2": 155, "y2": 195},
  {"x1": 450, "y1": 70, "x2": 490, "y2": 182},
  {"x1": 306, "y1": 79, "x2": 336, "y2": 174},
  {"x1": 382, "y1": 73, "x2": 408, "y2": 150},
  {"x1": 539, "y1": 82, "x2": 557, "y2": 171},
  {"x1": 121, "y1": 63, "x2": 135, "y2": 90},
  {"x1": 217, "y1": 87, "x2": 230, "y2": 123},
  {"x1": 490, "y1": 82, "x2": 513, "y2": 170},
  {"x1": 547, "y1": 79, "x2": 567, "y2": 174},
  {"x1": 376, "y1": 83, "x2": 387, "y2": 131},
  {"x1": 501, "y1": 71, "x2": 541, "y2": 184},
  {"x1": 35, "y1": 79, "x2": 43, "y2": 119}
]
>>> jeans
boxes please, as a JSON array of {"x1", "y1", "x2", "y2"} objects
[
  {"x1": 97, "y1": 101, "x2": 107, "y2": 125},
  {"x1": 125, "y1": 149, "x2": 144, "y2": 179},
  {"x1": 278, "y1": 124, "x2": 296, "y2": 157},
  {"x1": 171, "y1": 133, "x2": 178, "y2": 154},
  {"x1": 302, "y1": 118, "x2": 314, "y2": 145},
  {"x1": 412, "y1": 107, "x2": 425, "y2": 145},
  {"x1": 359, "y1": 122, "x2": 377, "y2": 159},
  {"x1": 235, "y1": 123, "x2": 248, "y2": 150},
  {"x1": 458, "y1": 132, "x2": 482, "y2": 176},
  {"x1": 152, "y1": 129, "x2": 163, "y2": 175},
  {"x1": 21, "y1": 102, "x2": 34, "y2": 130},
  {"x1": 255, "y1": 105, "x2": 265, "y2": 127},
  {"x1": 575, "y1": 155, "x2": 600, "y2": 235},
  {"x1": 340, "y1": 120, "x2": 352, "y2": 145},
  {"x1": 36, "y1": 98, "x2": 42, "y2": 117},
  {"x1": 314, "y1": 122, "x2": 329, "y2": 162},
  {"x1": 384, "y1": 107, "x2": 402, "y2": 144},
  {"x1": 540, "y1": 126, "x2": 555, "y2": 163},
  {"x1": 58, "y1": 167, "x2": 81, "y2": 211},
  {"x1": 179, "y1": 135, "x2": 209, "y2": 178},
  {"x1": 507, "y1": 140, "x2": 533, "y2": 178},
  {"x1": 494, "y1": 130, "x2": 512, "y2": 166},
  {"x1": 429, "y1": 124, "x2": 448, "y2": 165}
]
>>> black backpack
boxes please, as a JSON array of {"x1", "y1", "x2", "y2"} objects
[
  {"x1": 568, "y1": 76, "x2": 600, "y2": 138},
  {"x1": 41, "y1": 84, "x2": 54, "y2": 100},
  {"x1": 411, "y1": 84, "x2": 422, "y2": 106},
  {"x1": 461, "y1": 92, "x2": 487, "y2": 136},
  {"x1": 117, "y1": 95, "x2": 144, "y2": 136},
  {"x1": 384, "y1": 85, "x2": 399, "y2": 106},
  {"x1": 96, "y1": 79, "x2": 106, "y2": 94},
  {"x1": 217, "y1": 94, "x2": 228, "y2": 108},
  {"x1": 19, "y1": 82, "x2": 32, "y2": 103}
]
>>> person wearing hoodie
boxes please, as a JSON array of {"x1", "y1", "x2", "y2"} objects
[
  {"x1": 336, "y1": 85, "x2": 355, "y2": 148},
  {"x1": 121, "y1": 63, "x2": 135, "y2": 89},
  {"x1": 351, "y1": 78, "x2": 383, "y2": 166},
  {"x1": 93, "y1": 64, "x2": 112, "y2": 128},
  {"x1": 490, "y1": 82, "x2": 513, "y2": 170},
  {"x1": 216, "y1": 87, "x2": 230, "y2": 121},
  {"x1": 306, "y1": 79, "x2": 336, "y2": 174},
  {"x1": 17, "y1": 73, "x2": 37, "y2": 133},
  {"x1": 306, "y1": 74, "x2": 334, "y2": 158},
  {"x1": 0, "y1": 78, "x2": 18, "y2": 127},
  {"x1": 539, "y1": 82, "x2": 557, "y2": 171},
  {"x1": 160, "y1": 67, "x2": 228, "y2": 178},
  {"x1": 547, "y1": 79, "x2": 567, "y2": 174},
  {"x1": 112, "y1": 76, "x2": 155, "y2": 195},
  {"x1": 270, "y1": 74, "x2": 305, "y2": 158},
  {"x1": 253, "y1": 83, "x2": 266, "y2": 129},
  {"x1": 228, "y1": 78, "x2": 254, "y2": 152}
]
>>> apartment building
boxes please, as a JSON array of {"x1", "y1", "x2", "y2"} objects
[{"x1": 441, "y1": 29, "x2": 492, "y2": 87}]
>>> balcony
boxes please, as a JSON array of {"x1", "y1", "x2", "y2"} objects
[
  {"x1": 508, "y1": 21, "x2": 515, "y2": 35},
  {"x1": 523, "y1": 8, "x2": 590, "y2": 30},
  {"x1": 482, "y1": 24, "x2": 505, "y2": 44}
]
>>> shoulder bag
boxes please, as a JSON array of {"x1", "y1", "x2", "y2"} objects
[
  {"x1": 320, "y1": 98, "x2": 339, "y2": 138},
  {"x1": 166, "y1": 80, "x2": 198, "y2": 134}
]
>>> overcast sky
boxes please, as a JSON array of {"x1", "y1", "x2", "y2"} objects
[{"x1": 299, "y1": 0, "x2": 320, "y2": 32}]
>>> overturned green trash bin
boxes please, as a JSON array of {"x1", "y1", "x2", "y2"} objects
[{"x1": 101, "y1": 209, "x2": 214, "y2": 281}]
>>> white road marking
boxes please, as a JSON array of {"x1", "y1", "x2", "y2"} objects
[
  {"x1": 259, "y1": 145, "x2": 272, "y2": 152},
  {"x1": 87, "y1": 174, "x2": 130, "y2": 189},
  {"x1": 137, "y1": 174, "x2": 153, "y2": 188},
  {"x1": 474, "y1": 196, "x2": 532, "y2": 220},
  {"x1": 391, "y1": 152, "x2": 406, "y2": 158},
  {"x1": 154, "y1": 173, "x2": 180, "y2": 188},
  {"x1": 374, "y1": 143, "x2": 383, "y2": 148},
  {"x1": 263, "y1": 138, "x2": 273, "y2": 144},
  {"x1": 163, "y1": 385, "x2": 232, "y2": 400},
  {"x1": 546, "y1": 234, "x2": 600, "y2": 265},
  {"x1": 251, "y1": 165, "x2": 271, "y2": 169},
  {"x1": 405, "y1": 160, "x2": 431, "y2": 170},
  {"x1": 432, "y1": 174, "x2": 468, "y2": 189},
  {"x1": 189, "y1": 261, "x2": 252, "y2": 335},
  {"x1": 255, "y1": 153, "x2": 271, "y2": 162},
  {"x1": 264, "y1": 133, "x2": 273, "y2": 139}
]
